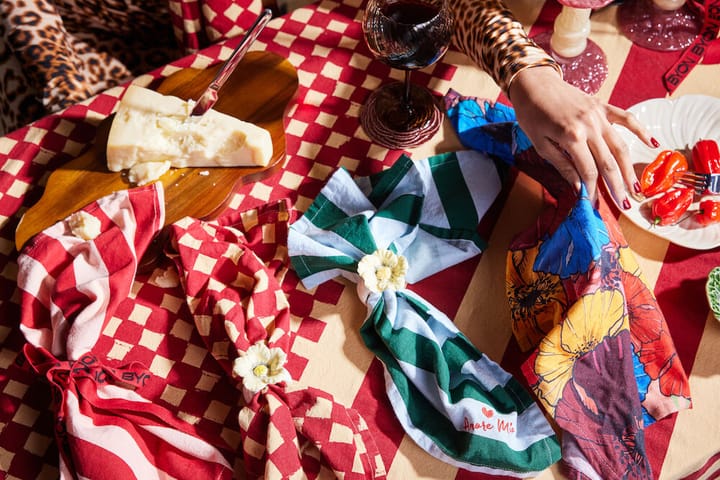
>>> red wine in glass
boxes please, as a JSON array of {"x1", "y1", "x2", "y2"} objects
[{"x1": 360, "y1": 0, "x2": 453, "y2": 149}]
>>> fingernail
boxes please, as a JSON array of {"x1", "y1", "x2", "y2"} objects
[
  {"x1": 651, "y1": 137, "x2": 660, "y2": 148},
  {"x1": 623, "y1": 198, "x2": 631, "y2": 210},
  {"x1": 633, "y1": 181, "x2": 642, "y2": 194}
]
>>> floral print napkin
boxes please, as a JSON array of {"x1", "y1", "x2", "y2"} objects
[{"x1": 445, "y1": 89, "x2": 692, "y2": 480}]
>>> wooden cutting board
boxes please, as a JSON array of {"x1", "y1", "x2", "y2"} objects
[{"x1": 15, "y1": 50, "x2": 298, "y2": 251}]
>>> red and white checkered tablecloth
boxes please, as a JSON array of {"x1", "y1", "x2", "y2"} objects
[{"x1": 2, "y1": 0, "x2": 720, "y2": 478}]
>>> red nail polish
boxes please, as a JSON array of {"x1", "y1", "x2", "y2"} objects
[
  {"x1": 623, "y1": 198, "x2": 631, "y2": 210},
  {"x1": 633, "y1": 181, "x2": 642, "y2": 194},
  {"x1": 651, "y1": 137, "x2": 660, "y2": 148}
]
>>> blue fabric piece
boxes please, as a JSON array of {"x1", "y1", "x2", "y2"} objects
[
  {"x1": 447, "y1": 98, "x2": 516, "y2": 164},
  {"x1": 534, "y1": 185, "x2": 610, "y2": 279}
]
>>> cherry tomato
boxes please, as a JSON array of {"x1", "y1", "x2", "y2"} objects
[
  {"x1": 697, "y1": 199, "x2": 720, "y2": 225},
  {"x1": 641, "y1": 150, "x2": 688, "y2": 197},
  {"x1": 692, "y1": 139, "x2": 720, "y2": 174},
  {"x1": 651, "y1": 187, "x2": 694, "y2": 226}
]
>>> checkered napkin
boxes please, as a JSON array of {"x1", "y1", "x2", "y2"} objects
[
  {"x1": 165, "y1": 200, "x2": 386, "y2": 480},
  {"x1": 17, "y1": 183, "x2": 384, "y2": 479},
  {"x1": 445, "y1": 90, "x2": 692, "y2": 480},
  {"x1": 288, "y1": 152, "x2": 562, "y2": 477}
]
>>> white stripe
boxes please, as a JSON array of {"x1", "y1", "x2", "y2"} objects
[
  {"x1": 456, "y1": 150, "x2": 503, "y2": 220},
  {"x1": 63, "y1": 239, "x2": 112, "y2": 360},
  {"x1": 317, "y1": 167, "x2": 376, "y2": 217},
  {"x1": 399, "y1": 228, "x2": 483, "y2": 283},
  {"x1": 17, "y1": 254, "x2": 58, "y2": 351},
  {"x1": 290, "y1": 216, "x2": 368, "y2": 260},
  {"x1": 64, "y1": 390, "x2": 181, "y2": 479}
]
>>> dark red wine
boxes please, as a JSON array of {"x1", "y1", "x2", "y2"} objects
[
  {"x1": 382, "y1": 0, "x2": 439, "y2": 25},
  {"x1": 364, "y1": 0, "x2": 452, "y2": 70}
]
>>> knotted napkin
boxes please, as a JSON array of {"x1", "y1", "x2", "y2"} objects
[
  {"x1": 17, "y1": 183, "x2": 385, "y2": 479},
  {"x1": 445, "y1": 90, "x2": 692, "y2": 480},
  {"x1": 18, "y1": 184, "x2": 233, "y2": 479},
  {"x1": 288, "y1": 152, "x2": 561, "y2": 477},
  {"x1": 165, "y1": 200, "x2": 385, "y2": 479}
]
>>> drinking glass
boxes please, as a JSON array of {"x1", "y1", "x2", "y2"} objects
[{"x1": 360, "y1": 0, "x2": 453, "y2": 150}]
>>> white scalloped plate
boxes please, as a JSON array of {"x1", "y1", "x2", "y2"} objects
[{"x1": 614, "y1": 95, "x2": 720, "y2": 250}]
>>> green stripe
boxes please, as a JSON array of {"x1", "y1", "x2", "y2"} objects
[
  {"x1": 360, "y1": 301, "x2": 561, "y2": 471},
  {"x1": 441, "y1": 336, "x2": 535, "y2": 411},
  {"x1": 365, "y1": 294, "x2": 536, "y2": 412},
  {"x1": 303, "y1": 193, "x2": 377, "y2": 255},
  {"x1": 373, "y1": 194, "x2": 423, "y2": 226},
  {"x1": 290, "y1": 254, "x2": 357, "y2": 279},
  {"x1": 419, "y1": 224, "x2": 487, "y2": 251},
  {"x1": 428, "y1": 152, "x2": 478, "y2": 230},
  {"x1": 368, "y1": 155, "x2": 414, "y2": 207}
]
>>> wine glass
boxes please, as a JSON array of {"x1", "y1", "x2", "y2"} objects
[
  {"x1": 360, "y1": 0, "x2": 453, "y2": 150},
  {"x1": 617, "y1": 0, "x2": 702, "y2": 51},
  {"x1": 532, "y1": 1, "x2": 613, "y2": 95}
]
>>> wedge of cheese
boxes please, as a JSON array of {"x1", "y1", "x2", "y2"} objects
[{"x1": 106, "y1": 85, "x2": 273, "y2": 177}]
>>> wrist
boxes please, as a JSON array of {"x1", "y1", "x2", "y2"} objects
[{"x1": 507, "y1": 64, "x2": 563, "y2": 101}]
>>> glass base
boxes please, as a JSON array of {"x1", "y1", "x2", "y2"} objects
[
  {"x1": 617, "y1": 0, "x2": 702, "y2": 51},
  {"x1": 533, "y1": 31, "x2": 608, "y2": 95},
  {"x1": 360, "y1": 81, "x2": 443, "y2": 150}
]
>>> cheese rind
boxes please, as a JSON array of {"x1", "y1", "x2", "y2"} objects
[{"x1": 106, "y1": 85, "x2": 273, "y2": 174}]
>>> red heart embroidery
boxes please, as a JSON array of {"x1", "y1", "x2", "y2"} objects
[{"x1": 482, "y1": 407, "x2": 494, "y2": 418}]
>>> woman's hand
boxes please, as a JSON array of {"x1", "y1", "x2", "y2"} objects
[{"x1": 507, "y1": 65, "x2": 656, "y2": 209}]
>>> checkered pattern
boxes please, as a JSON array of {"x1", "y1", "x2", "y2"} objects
[
  {"x1": 2, "y1": 0, "x2": 720, "y2": 479},
  {"x1": 167, "y1": 0, "x2": 265, "y2": 53},
  {"x1": 166, "y1": 199, "x2": 385, "y2": 479}
]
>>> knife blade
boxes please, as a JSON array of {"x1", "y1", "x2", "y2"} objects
[{"x1": 190, "y1": 8, "x2": 273, "y2": 117}]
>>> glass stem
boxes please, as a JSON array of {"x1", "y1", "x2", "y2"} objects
[{"x1": 403, "y1": 70, "x2": 412, "y2": 108}]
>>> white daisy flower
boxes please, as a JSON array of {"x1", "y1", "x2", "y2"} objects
[
  {"x1": 232, "y1": 342, "x2": 290, "y2": 393},
  {"x1": 357, "y1": 249, "x2": 408, "y2": 293}
]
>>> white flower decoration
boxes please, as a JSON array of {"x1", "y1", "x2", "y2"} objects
[
  {"x1": 232, "y1": 342, "x2": 291, "y2": 393},
  {"x1": 357, "y1": 249, "x2": 408, "y2": 293}
]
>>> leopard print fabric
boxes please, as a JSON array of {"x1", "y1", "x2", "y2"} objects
[
  {"x1": 0, "y1": 0, "x2": 179, "y2": 135},
  {"x1": 450, "y1": 0, "x2": 562, "y2": 93}
]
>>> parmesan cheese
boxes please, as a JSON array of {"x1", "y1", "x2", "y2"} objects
[
  {"x1": 67, "y1": 211, "x2": 102, "y2": 241},
  {"x1": 106, "y1": 85, "x2": 273, "y2": 179}
]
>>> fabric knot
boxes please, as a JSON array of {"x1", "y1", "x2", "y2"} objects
[
  {"x1": 23, "y1": 344, "x2": 152, "y2": 434},
  {"x1": 25, "y1": 344, "x2": 150, "y2": 393}
]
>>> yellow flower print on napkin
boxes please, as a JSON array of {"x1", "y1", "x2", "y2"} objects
[{"x1": 534, "y1": 289, "x2": 629, "y2": 415}]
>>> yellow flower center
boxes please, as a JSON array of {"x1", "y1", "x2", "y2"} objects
[
  {"x1": 376, "y1": 265, "x2": 392, "y2": 282},
  {"x1": 253, "y1": 364, "x2": 269, "y2": 377}
]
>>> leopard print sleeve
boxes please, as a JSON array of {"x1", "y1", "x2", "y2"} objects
[{"x1": 450, "y1": 0, "x2": 562, "y2": 93}]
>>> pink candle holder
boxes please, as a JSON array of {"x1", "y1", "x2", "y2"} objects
[
  {"x1": 532, "y1": 2, "x2": 613, "y2": 95},
  {"x1": 617, "y1": 0, "x2": 702, "y2": 51}
]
